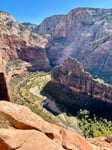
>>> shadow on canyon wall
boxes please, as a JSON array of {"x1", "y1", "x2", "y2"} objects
[
  {"x1": 41, "y1": 81, "x2": 112, "y2": 120},
  {"x1": 0, "y1": 73, "x2": 9, "y2": 101},
  {"x1": 17, "y1": 47, "x2": 50, "y2": 72}
]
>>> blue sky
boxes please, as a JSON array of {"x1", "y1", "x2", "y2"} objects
[{"x1": 0, "y1": 0, "x2": 112, "y2": 24}]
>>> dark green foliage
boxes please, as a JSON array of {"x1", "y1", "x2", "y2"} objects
[{"x1": 77, "y1": 109, "x2": 112, "y2": 138}]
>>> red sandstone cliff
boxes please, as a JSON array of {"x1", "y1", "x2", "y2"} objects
[
  {"x1": 0, "y1": 11, "x2": 50, "y2": 75},
  {"x1": 42, "y1": 57, "x2": 112, "y2": 118},
  {"x1": 51, "y1": 57, "x2": 112, "y2": 103}
]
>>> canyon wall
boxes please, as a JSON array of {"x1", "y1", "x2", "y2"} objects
[
  {"x1": 51, "y1": 57, "x2": 112, "y2": 103},
  {"x1": 0, "y1": 11, "x2": 50, "y2": 75},
  {"x1": 0, "y1": 11, "x2": 51, "y2": 100},
  {"x1": 42, "y1": 57, "x2": 112, "y2": 118},
  {"x1": 33, "y1": 8, "x2": 112, "y2": 83}
]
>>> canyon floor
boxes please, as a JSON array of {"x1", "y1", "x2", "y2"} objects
[
  {"x1": 7, "y1": 71, "x2": 112, "y2": 150},
  {"x1": 9, "y1": 71, "x2": 82, "y2": 134}
]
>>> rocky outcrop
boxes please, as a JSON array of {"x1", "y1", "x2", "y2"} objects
[
  {"x1": 106, "y1": 135, "x2": 112, "y2": 143},
  {"x1": 22, "y1": 22, "x2": 37, "y2": 31},
  {"x1": 88, "y1": 137, "x2": 112, "y2": 150},
  {"x1": 0, "y1": 101, "x2": 92, "y2": 150},
  {"x1": 34, "y1": 8, "x2": 112, "y2": 83},
  {"x1": 0, "y1": 11, "x2": 50, "y2": 74},
  {"x1": 0, "y1": 73, "x2": 9, "y2": 100},
  {"x1": 33, "y1": 15, "x2": 66, "y2": 35},
  {"x1": 51, "y1": 57, "x2": 112, "y2": 103},
  {"x1": 0, "y1": 129, "x2": 64, "y2": 150},
  {"x1": 42, "y1": 57, "x2": 112, "y2": 117}
]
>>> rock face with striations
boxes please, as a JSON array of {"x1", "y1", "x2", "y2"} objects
[
  {"x1": 0, "y1": 11, "x2": 50, "y2": 74},
  {"x1": 34, "y1": 8, "x2": 112, "y2": 84},
  {"x1": 51, "y1": 57, "x2": 112, "y2": 101},
  {"x1": 42, "y1": 57, "x2": 112, "y2": 117}
]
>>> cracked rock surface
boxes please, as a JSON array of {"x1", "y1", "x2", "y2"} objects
[{"x1": 0, "y1": 101, "x2": 92, "y2": 150}]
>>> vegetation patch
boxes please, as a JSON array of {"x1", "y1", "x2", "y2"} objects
[
  {"x1": 77, "y1": 109, "x2": 112, "y2": 138},
  {"x1": 9, "y1": 72, "x2": 62, "y2": 124},
  {"x1": 10, "y1": 71, "x2": 112, "y2": 137},
  {"x1": 9, "y1": 71, "x2": 81, "y2": 134},
  {"x1": 94, "y1": 78, "x2": 111, "y2": 86}
]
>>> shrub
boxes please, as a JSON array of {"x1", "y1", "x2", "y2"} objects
[{"x1": 77, "y1": 109, "x2": 112, "y2": 138}]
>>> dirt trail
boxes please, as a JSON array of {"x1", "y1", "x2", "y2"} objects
[{"x1": 30, "y1": 86, "x2": 43, "y2": 98}]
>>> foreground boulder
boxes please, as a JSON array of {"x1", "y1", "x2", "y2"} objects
[
  {"x1": 0, "y1": 129, "x2": 64, "y2": 150},
  {"x1": 87, "y1": 137, "x2": 112, "y2": 150},
  {"x1": 0, "y1": 101, "x2": 92, "y2": 150}
]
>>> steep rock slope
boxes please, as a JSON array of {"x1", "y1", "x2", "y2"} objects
[
  {"x1": 33, "y1": 15, "x2": 66, "y2": 35},
  {"x1": 42, "y1": 57, "x2": 112, "y2": 118},
  {"x1": 51, "y1": 57, "x2": 112, "y2": 102},
  {"x1": 0, "y1": 11, "x2": 50, "y2": 74},
  {"x1": 35, "y1": 8, "x2": 112, "y2": 83}
]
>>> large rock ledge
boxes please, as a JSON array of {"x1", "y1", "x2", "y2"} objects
[{"x1": 0, "y1": 101, "x2": 92, "y2": 150}]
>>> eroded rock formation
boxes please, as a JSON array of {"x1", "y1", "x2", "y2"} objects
[
  {"x1": 42, "y1": 57, "x2": 112, "y2": 118},
  {"x1": 51, "y1": 57, "x2": 112, "y2": 103},
  {"x1": 0, "y1": 101, "x2": 92, "y2": 150}
]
